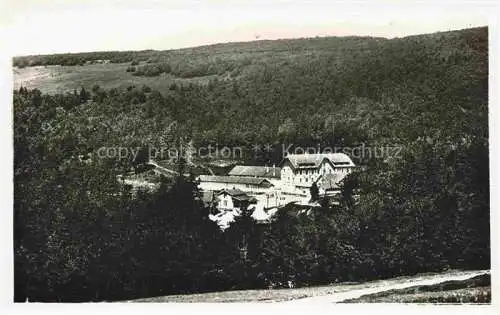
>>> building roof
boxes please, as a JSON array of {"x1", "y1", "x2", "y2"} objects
[
  {"x1": 280, "y1": 153, "x2": 355, "y2": 169},
  {"x1": 234, "y1": 195, "x2": 258, "y2": 203},
  {"x1": 228, "y1": 165, "x2": 281, "y2": 179},
  {"x1": 198, "y1": 175, "x2": 273, "y2": 186},
  {"x1": 208, "y1": 160, "x2": 238, "y2": 168},
  {"x1": 217, "y1": 188, "x2": 247, "y2": 196},
  {"x1": 217, "y1": 189, "x2": 258, "y2": 203}
]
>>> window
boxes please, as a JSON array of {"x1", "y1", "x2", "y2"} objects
[{"x1": 223, "y1": 200, "x2": 227, "y2": 206}]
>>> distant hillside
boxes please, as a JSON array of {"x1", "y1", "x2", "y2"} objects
[
  {"x1": 13, "y1": 27, "x2": 488, "y2": 164},
  {"x1": 13, "y1": 35, "x2": 387, "y2": 94},
  {"x1": 13, "y1": 35, "x2": 386, "y2": 67}
]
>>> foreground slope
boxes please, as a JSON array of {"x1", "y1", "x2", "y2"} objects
[{"x1": 131, "y1": 270, "x2": 489, "y2": 303}]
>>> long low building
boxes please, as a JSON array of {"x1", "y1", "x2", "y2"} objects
[
  {"x1": 228, "y1": 165, "x2": 281, "y2": 179},
  {"x1": 197, "y1": 175, "x2": 274, "y2": 194}
]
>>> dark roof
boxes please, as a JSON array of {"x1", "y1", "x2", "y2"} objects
[
  {"x1": 216, "y1": 189, "x2": 247, "y2": 196},
  {"x1": 280, "y1": 153, "x2": 355, "y2": 169},
  {"x1": 198, "y1": 175, "x2": 273, "y2": 186},
  {"x1": 217, "y1": 189, "x2": 258, "y2": 203},
  {"x1": 228, "y1": 165, "x2": 281, "y2": 179},
  {"x1": 233, "y1": 195, "x2": 258, "y2": 203}
]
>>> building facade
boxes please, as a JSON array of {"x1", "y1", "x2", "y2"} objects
[
  {"x1": 280, "y1": 153, "x2": 355, "y2": 194},
  {"x1": 197, "y1": 175, "x2": 274, "y2": 194},
  {"x1": 215, "y1": 189, "x2": 257, "y2": 212}
]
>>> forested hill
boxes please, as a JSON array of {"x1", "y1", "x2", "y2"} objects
[
  {"x1": 13, "y1": 34, "x2": 388, "y2": 66},
  {"x1": 13, "y1": 27, "x2": 488, "y2": 165}
]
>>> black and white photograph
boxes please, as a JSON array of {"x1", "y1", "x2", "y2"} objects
[{"x1": 3, "y1": 0, "x2": 498, "y2": 312}]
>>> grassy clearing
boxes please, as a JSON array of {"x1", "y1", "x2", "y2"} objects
[
  {"x1": 12, "y1": 35, "x2": 385, "y2": 95},
  {"x1": 342, "y1": 274, "x2": 491, "y2": 303},
  {"x1": 13, "y1": 63, "x2": 217, "y2": 94}
]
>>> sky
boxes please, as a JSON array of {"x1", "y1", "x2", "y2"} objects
[{"x1": 0, "y1": 0, "x2": 495, "y2": 56}]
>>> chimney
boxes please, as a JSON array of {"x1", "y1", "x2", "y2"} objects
[
  {"x1": 266, "y1": 165, "x2": 269, "y2": 173},
  {"x1": 273, "y1": 164, "x2": 276, "y2": 176}
]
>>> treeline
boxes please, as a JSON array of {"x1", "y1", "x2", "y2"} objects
[
  {"x1": 13, "y1": 50, "x2": 157, "y2": 68},
  {"x1": 130, "y1": 63, "x2": 172, "y2": 77},
  {"x1": 12, "y1": 35, "x2": 379, "y2": 68},
  {"x1": 126, "y1": 57, "x2": 251, "y2": 78}
]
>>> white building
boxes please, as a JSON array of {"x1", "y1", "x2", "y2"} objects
[
  {"x1": 279, "y1": 153, "x2": 355, "y2": 195},
  {"x1": 228, "y1": 165, "x2": 281, "y2": 185},
  {"x1": 208, "y1": 189, "x2": 261, "y2": 230},
  {"x1": 197, "y1": 175, "x2": 274, "y2": 194},
  {"x1": 215, "y1": 189, "x2": 257, "y2": 212}
]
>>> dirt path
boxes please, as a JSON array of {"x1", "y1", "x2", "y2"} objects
[{"x1": 285, "y1": 269, "x2": 490, "y2": 304}]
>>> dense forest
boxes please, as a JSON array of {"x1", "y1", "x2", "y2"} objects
[{"x1": 13, "y1": 27, "x2": 489, "y2": 301}]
